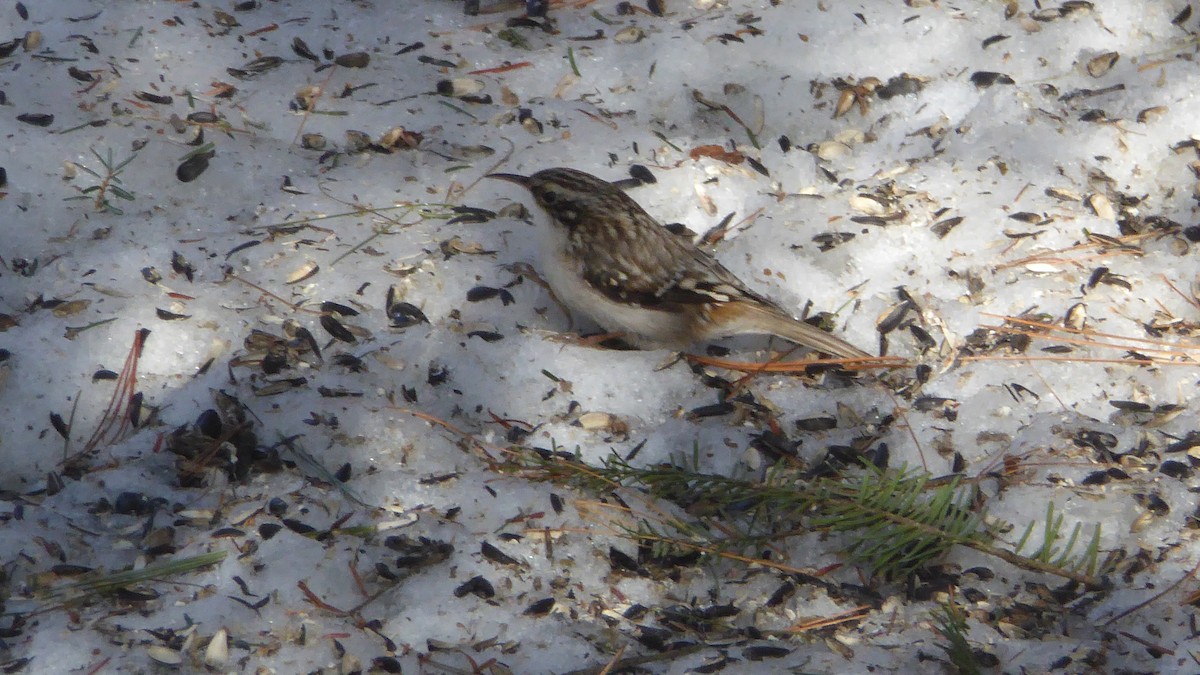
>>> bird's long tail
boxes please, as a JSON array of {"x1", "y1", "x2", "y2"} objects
[{"x1": 721, "y1": 301, "x2": 871, "y2": 360}]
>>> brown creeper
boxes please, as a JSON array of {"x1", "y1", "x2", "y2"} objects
[{"x1": 487, "y1": 167, "x2": 870, "y2": 359}]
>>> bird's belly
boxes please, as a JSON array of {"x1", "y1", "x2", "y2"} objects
[{"x1": 540, "y1": 240, "x2": 689, "y2": 347}]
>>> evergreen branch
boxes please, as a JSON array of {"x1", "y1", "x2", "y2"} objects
[
  {"x1": 932, "y1": 600, "x2": 984, "y2": 675},
  {"x1": 38, "y1": 550, "x2": 227, "y2": 604},
  {"x1": 512, "y1": 447, "x2": 1108, "y2": 588}
]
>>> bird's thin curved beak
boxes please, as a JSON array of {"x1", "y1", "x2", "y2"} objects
[{"x1": 484, "y1": 172, "x2": 530, "y2": 188}]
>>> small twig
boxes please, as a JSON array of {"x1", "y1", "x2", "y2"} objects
[
  {"x1": 291, "y1": 64, "x2": 340, "y2": 144},
  {"x1": 245, "y1": 205, "x2": 416, "y2": 233},
  {"x1": 1023, "y1": 357, "x2": 1070, "y2": 411},
  {"x1": 994, "y1": 230, "x2": 1159, "y2": 270},
  {"x1": 346, "y1": 578, "x2": 407, "y2": 615},
  {"x1": 1103, "y1": 557, "x2": 1200, "y2": 626},
  {"x1": 787, "y1": 605, "x2": 873, "y2": 633},
  {"x1": 454, "y1": 136, "x2": 517, "y2": 201},
  {"x1": 1117, "y1": 630, "x2": 1174, "y2": 655},
  {"x1": 389, "y1": 406, "x2": 509, "y2": 463},
  {"x1": 881, "y1": 385, "x2": 930, "y2": 472},
  {"x1": 223, "y1": 272, "x2": 312, "y2": 313},
  {"x1": 685, "y1": 352, "x2": 904, "y2": 373},
  {"x1": 467, "y1": 60, "x2": 532, "y2": 75},
  {"x1": 66, "y1": 328, "x2": 150, "y2": 464},
  {"x1": 983, "y1": 313, "x2": 1198, "y2": 353},
  {"x1": 1160, "y1": 273, "x2": 1200, "y2": 313},
  {"x1": 998, "y1": 326, "x2": 1192, "y2": 356},
  {"x1": 62, "y1": 390, "x2": 81, "y2": 463},
  {"x1": 960, "y1": 355, "x2": 1194, "y2": 366},
  {"x1": 595, "y1": 645, "x2": 625, "y2": 675},
  {"x1": 691, "y1": 89, "x2": 760, "y2": 149},
  {"x1": 297, "y1": 580, "x2": 349, "y2": 615}
]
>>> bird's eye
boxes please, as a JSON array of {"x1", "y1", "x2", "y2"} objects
[{"x1": 540, "y1": 189, "x2": 557, "y2": 203}]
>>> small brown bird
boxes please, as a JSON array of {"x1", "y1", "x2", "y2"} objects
[{"x1": 487, "y1": 167, "x2": 869, "y2": 359}]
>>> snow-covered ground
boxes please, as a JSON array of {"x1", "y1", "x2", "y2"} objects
[{"x1": 2, "y1": 0, "x2": 1199, "y2": 672}]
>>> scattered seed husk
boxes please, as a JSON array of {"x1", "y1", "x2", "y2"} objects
[
  {"x1": 1045, "y1": 186, "x2": 1081, "y2": 202},
  {"x1": 1086, "y1": 193, "x2": 1115, "y2": 220},
  {"x1": 613, "y1": 26, "x2": 645, "y2": 43},
  {"x1": 970, "y1": 71, "x2": 1015, "y2": 87},
  {"x1": 147, "y1": 646, "x2": 183, "y2": 666},
  {"x1": 228, "y1": 55, "x2": 282, "y2": 79},
  {"x1": 286, "y1": 260, "x2": 319, "y2": 284},
  {"x1": 300, "y1": 133, "x2": 326, "y2": 150},
  {"x1": 17, "y1": 112, "x2": 53, "y2": 127},
  {"x1": 1136, "y1": 106, "x2": 1166, "y2": 124},
  {"x1": 204, "y1": 628, "x2": 229, "y2": 667},
  {"x1": 437, "y1": 78, "x2": 484, "y2": 98},
  {"x1": 52, "y1": 299, "x2": 90, "y2": 318},
  {"x1": 67, "y1": 66, "x2": 96, "y2": 82},
  {"x1": 134, "y1": 90, "x2": 172, "y2": 105},
  {"x1": 1085, "y1": 51, "x2": 1119, "y2": 78},
  {"x1": 334, "y1": 51, "x2": 369, "y2": 68},
  {"x1": 176, "y1": 151, "x2": 213, "y2": 182},
  {"x1": 815, "y1": 140, "x2": 852, "y2": 160}
]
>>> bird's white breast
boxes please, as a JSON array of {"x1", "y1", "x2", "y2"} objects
[{"x1": 537, "y1": 222, "x2": 689, "y2": 346}]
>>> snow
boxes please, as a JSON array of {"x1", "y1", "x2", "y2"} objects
[{"x1": 2, "y1": 0, "x2": 1199, "y2": 672}]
